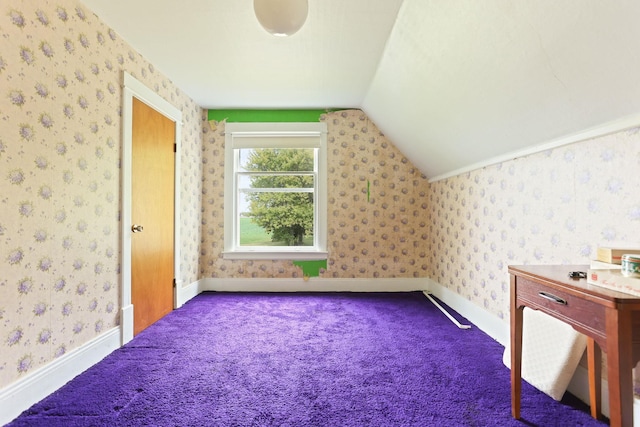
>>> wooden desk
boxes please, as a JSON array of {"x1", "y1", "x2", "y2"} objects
[{"x1": 509, "y1": 265, "x2": 640, "y2": 427}]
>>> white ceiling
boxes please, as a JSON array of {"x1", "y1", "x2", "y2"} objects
[
  {"x1": 80, "y1": 0, "x2": 403, "y2": 109},
  {"x1": 80, "y1": 0, "x2": 640, "y2": 179}
]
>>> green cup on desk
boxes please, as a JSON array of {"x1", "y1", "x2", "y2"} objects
[{"x1": 621, "y1": 254, "x2": 640, "y2": 278}]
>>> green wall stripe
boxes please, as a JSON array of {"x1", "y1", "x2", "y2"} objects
[{"x1": 207, "y1": 109, "x2": 339, "y2": 123}]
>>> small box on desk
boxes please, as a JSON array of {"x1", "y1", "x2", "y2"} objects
[
  {"x1": 587, "y1": 269, "x2": 640, "y2": 297},
  {"x1": 596, "y1": 247, "x2": 640, "y2": 264},
  {"x1": 590, "y1": 259, "x2": 621, "y2": 269}
]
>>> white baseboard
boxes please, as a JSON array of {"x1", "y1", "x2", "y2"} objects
[
  {"x1": 174, "y1": 279, "x2": 184, "y2": 308},
  {"x1": 567, "y1": 357, "x2": 640, "y2": 424},
  {"x1": 121, "y1": 303, "x2": 134, "y2": 345},
  {"x1": 198, "y1": 277, "x2": 429, "y2": 293},
  {"x1": 177, "y1": 280, "x2": 200, "y2": 307},
  {"x1": 0, "y1": 327, "x2": 121, "y2": 426},
  {"x1": 424, "y1": 278, "x2": 509, "y2": 346},
  {"x1": 567, "y1": 364, "x2": 611, "y2": 418}
]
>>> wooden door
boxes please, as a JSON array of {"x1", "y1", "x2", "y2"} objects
[{"x1": 131, "y1": 97, "x2": 175, "y2": 335}]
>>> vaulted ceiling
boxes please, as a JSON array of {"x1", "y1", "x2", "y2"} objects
[{"x1": 80, "y1": 0, "x2": 640, "y2": 179}]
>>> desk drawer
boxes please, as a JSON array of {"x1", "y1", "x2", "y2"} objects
[{"x1": 516, "y1": 277, "x2": 606, "y2": 339}]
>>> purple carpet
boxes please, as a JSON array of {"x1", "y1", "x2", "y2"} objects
[{"x1": 7, "y1": 292, "x2": 607, "y2": 426}]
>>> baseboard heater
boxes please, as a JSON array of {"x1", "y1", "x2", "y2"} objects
[{"x1": 424, "y1": 292, "x2": 471, "y2": 330}]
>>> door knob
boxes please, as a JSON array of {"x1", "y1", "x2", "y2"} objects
[{"x1": 131, "y1": 224, "x2": 144, "y2": 233}]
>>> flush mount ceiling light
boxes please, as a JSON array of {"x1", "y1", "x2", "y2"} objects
[{"x1": 254, "y1": 0, "x2": 309, "y2": 37}]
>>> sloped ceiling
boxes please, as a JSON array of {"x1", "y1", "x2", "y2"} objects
[{"x1": 80, "y1": 0, "x2": 640, "y2": 179}]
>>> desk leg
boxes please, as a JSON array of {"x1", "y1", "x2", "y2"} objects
[
  {"x1": 587, "y1": 337, "x2": 601, "y2": 420},
  {"x1": 606, "y1": 308, "x2": 634, "y2": 427},
  {"x1": 510, "y1": 275, "x2": 524, "y2": 419}
]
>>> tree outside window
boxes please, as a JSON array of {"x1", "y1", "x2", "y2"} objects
[{"x1": 239, "y1": 148, "x2": 315, "y2": 246}]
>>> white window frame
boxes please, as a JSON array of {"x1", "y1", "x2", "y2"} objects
[{"x1": 223, "y1": 122, "x2": 328, "y2": 260}]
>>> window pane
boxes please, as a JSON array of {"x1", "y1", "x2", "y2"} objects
[
  {"x1": 239, "y1": 191, "x2": 314, "y2": 247},
  {"x1": 238, "y1": 190, "x2": 252, "y2": 217},
  {"x1": 238, "y1": 148, "x2": 315, "y2": 172},
  {"x1": 238, "y1": 173, "x2": 314, "y2": 189},
  {"x1": 224, "y1": 122, "x2": 327, "y2": 258}
]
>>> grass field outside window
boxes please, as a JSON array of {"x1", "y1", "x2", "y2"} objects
[{"x1": 239, "y1": 217, "x2": 312, "y2": 246}]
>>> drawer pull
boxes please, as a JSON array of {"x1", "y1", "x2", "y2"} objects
[{"x1": 538, "y1": 291, "x2": 567, "y2": 305}]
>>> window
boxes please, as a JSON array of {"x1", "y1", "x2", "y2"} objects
[{"x1": 223, "y1": 122, "x2": 327, "y2": 260}]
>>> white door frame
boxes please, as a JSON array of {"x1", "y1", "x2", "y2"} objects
[{"x1": 121, "y1": 71, "x2": 182, "y2": 344}]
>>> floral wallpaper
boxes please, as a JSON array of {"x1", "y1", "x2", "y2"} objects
[
  {"x1": 428, "y1": 128, "x2": 640, "y2": 320},
  {"x1": 3, "y1": 0, "x2": 640, "y2": 409},
  {"x1": 200, "y1": 110, "x2": 432, "y2": 279},
  {"x1": 427, "y1": 127, "x2": 640, "y2": 392},
  {"x1": 0, "y1": 0, "x2": 203, "y2": 389}
]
